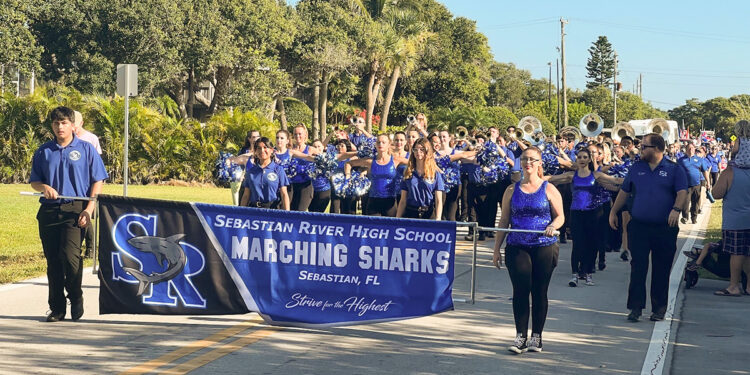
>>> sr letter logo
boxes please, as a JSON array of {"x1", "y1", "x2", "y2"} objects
[{"x1": 111, "y1": 214, "x2": 207, "y2": 308}]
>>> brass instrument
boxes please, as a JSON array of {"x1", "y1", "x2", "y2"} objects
[
  {"x1": 455, "y1": 126, "x2": 469, "y2": 141},
  {"x1": 406, "y1": 115, "x2": 417, "y2": 126},
  {"x1": 518, "y1": 116, "x2": 542, "y2": 139},
  {"x1": 523, "y1": 130, "x2": 546, "y2": 146},
  {"x1": 647, "y1": 118, "x2": 671, "y2": 140},
  {"x1": 579, "y1": 113, "x2": 604, "y2": 137},
  {"x1": 611, "y1": 121, "x2": 635, "y2": 143},
  {"x1": 559, "y1": 126, "x2": 582, "y2": 145}
]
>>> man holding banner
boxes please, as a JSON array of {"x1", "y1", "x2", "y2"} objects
[{"x1": 30, "y1": 106, "x2": 108, "y2": 322}]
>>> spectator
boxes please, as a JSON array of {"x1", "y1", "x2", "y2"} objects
[{"x1": 711, "y1": 164, "x2": 750, "y2": 296}]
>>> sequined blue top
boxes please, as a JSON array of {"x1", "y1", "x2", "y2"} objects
[
  {"x1": 506, "y1": 181, "x2": 557, "y2": 247},
  {"x1": 289, "y1": 146, "x2": 312, "y2": 184},
  {"x1": 370, "y1": 156, "x2": 398, "y2": 198},
  {"x1": 571, "y1": 171, "x2": 598, "y2": 211},
  {"x1": 592, "y1": 166, "x2": 611, "y2": 207}
]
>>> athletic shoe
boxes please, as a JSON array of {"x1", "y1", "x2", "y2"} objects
[
  {"x1": 527, "y1": 334, "x2": 543, "y2": 352},
  {"x1": 680, "y1": 217, "x2": 687, "y2": 224},
  {"x1": 650, "y1": 312, "x2": 665, "y2": 321},
  {"x1": 620, "y1": 251, "x2": 629, "y2": 262},
  {"x1": 691, "y1": 217, "x2": 698, "y2": 224},
  {"x1": 569, "y1": 274, "x2": 578, "y2": 287},
  {"x1": 585, "y1": 274, "x2": 595, "y2": 286},
  {"x1": 508, "y1": 334, "x2": 528, "y2": 354},
  {"x1": 627, "y1": 309, "x2": 641, "y2": 322},
  {"x1": 45, "y1": 311, "x2": 65, "y2": 322}
]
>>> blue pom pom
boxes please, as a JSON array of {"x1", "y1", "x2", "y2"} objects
[
  {"x1": 356, "y1": 137, "x2": 376, "y2": 158},
  {"x1": 309, "y1": 150, "x2": 339, "y2": 179},
  {"x1": 331, "y1": 172, "x2": 349, "y2": 196}
]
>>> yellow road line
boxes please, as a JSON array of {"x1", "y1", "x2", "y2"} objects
[
  {"x1": 119, "y1": 318, "x2": 264, "y2": 375},
  {"x1": 158, "y1": 326, "x2": 281, "y2": 375}
]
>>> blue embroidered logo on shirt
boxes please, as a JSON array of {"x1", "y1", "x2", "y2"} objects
[
  {"x1": 69, "y1": 150, "x2": 81, "y2": 161},
  {"x1": 267, "y1": 172, "x2": 278, "y2": 182}
]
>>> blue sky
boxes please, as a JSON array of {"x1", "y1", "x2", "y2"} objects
[{"x1": 289, "y1": 1, "x2": 750, "y2": 111}]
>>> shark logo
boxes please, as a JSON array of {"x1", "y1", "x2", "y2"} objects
[
  {"x1": 112, "y1": 214, "x2": 207, "y2": 308},
  {"x1": 123, "y1": 234, "x2": 188, "y2": 296}
]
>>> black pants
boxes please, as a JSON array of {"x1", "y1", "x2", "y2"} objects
[
  {"x1": 710, "y1": 171, "x2": 719, "y2": 187},
  {"x1": 570, "y1": 207, "x2": 605, "y2": 274},
  {"x1": 367, "y1": 197, "x2": 397, "y2": 217},
  {"x1": 331, "y1": 194, "x2": 356, "y2": 214},
  {"x1": 309, "y1": 190, "x2": 331, "y2": 213},
  {"x1": 37, "y1": 202, "x2": 85, "y2": 314},
  {"x1": 404, "y1": 205, "x2": 434, "y2": 219},
  {"x1": 682, "y1": 185, "x2": 700, "y2": 220},
  {"x1": 597, "y1": 202, "x2": 612, "y2": 264},
  {"x1": 487, "y1": 180, "x2": 508, "y2": 227},
  {"x1": 627, "y1": 220, "x2": 679, "y2": 315},
  {"x1": 468, "y1": 183, "x2": 491, "y2": 231},
  {"x1": 459, "y1": 173, "x2": 471, "y2": 222},
  {"x1": 289, "y1": 181, "x2": 314, "y2": 212},
  {"x1": 558, "y1": 183, "x2": 572, "y2": 238},
  {"x1": 506, "y1": 244, "x2": 559, "y2": 335},
  {"x1": 608, "y1": 208, "x2": 623, "y2": 251},
  {"x1": 441, "y1": 185, "x2": 460, "y2": 221}
]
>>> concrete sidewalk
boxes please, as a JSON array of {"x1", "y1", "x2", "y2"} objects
[{"x1": 0, "y1": 212, "x2": 735, "y2": 375}]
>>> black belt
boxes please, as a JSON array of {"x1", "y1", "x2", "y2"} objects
[
  {"x1": 248, "y1": 201, "x2": 274, "y2": 208},
  {"x1": 407, "y1": 205, "x2": 431, "y2": 213}
]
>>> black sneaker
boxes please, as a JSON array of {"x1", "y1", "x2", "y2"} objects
[
  {"x1": 45, "y1": 311, "x2": 65, "y2": 322},
  {"x1": 527, "y1": 334, "x2": 543, "y2": 352},
  {"x1": 598, "y1": 261, "x2": 606, "y2": 271},
  {"x1": 680, "y1": 217, "x2": 687, "y2": 224},
  {"x1": 627, "y1": 309, "x2": 641, "y2": 322},
  {"x1": 691, "y1": 217, "x2": 697, "y2": 224},
  {"x1": 508, "y1": 334, "x2": 528, "y2": 354},
  {"x1": 650, "y1": 312, "x2": 665, "y2": 321},
  {"x1": 71, "y1": 299, "x2": 84, "y2": 321},
  {"x1": 620, "y1": 251, "x2": 629, "y2": 262}
]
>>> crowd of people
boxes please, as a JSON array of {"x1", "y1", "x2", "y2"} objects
[{"x1": 28, "y1": 103, "x2": 748, "y2": 359}]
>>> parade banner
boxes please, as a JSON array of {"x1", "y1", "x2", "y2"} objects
[{"x1": 97, "y1": 195, "x2": 456, "y2": 327}]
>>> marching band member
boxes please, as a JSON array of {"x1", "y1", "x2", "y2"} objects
[
  {"x1": 546, "y1": 148, "x2": 623, "y2": 287},
  {"x1": 345, "y1": 134, "x2": 408, "y2": 217},
  {"x1": 240, "y1": 137, "x2": 290, "y2": 210},
  {"x1": 289, "y1": 124, "x2": 314, "y2": 211},
  {"x1": 493, "y1": 146, "x2": 564, "y2": 354},
  {"x1": 396, "y1": 138, "x2": 445, "y2": 220}
]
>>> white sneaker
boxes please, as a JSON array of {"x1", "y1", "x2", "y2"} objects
[
  {"x1": 527, "y1": 334, "x2": 543, "y2": 352},
  {"x1": 508, "y1": 333, "x2": 527, "y2": 354},
  {"x1": 585, "y1": 274, "x2": 595, "y2": 286},
  {"x1": 569, "y1": 274, "x2": 578, "y2": 287}
]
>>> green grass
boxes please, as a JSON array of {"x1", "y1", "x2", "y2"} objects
[
  {"x1": 0, "y1": 184, "x2": 233, "y2": 284},
  {"x1": 698, "y1": 200, "x2": 726, "y2": 281}
]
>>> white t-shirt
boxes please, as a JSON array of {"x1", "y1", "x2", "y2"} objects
[{"x1": 77, "y1": 129, "x2": 102, "y2": 154}]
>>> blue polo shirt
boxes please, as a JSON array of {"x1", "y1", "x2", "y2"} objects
[
  {"x1": 401, "y1": 172, "x2": 445, "y2": 207},
  {"x1": 30, "y1": 136, "x2": 108, "y2": 204},
  {"x1": 621, "y1": 157, "x2": 687, "y2": 224},
  {"x1": 678, "y1": 155, "x2": 706, "y2": 187},
  {"x1": 243, "y1": 161, "x2": 289, "y2": 203},
  {"x1": 706, "y1": 154, "x2": 720, "y2": 172},
  {"x1": 566, "y1": 148, "x2": 577, "y2": 162}
]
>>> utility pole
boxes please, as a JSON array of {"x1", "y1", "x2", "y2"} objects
[
  {"x1": 556, "y1": 58, "x2": 560, "y2": 131},
  {"x1": 639, "y1": 73, "x2": 643, "y2": 98},
  {"x1": 547, "y1": 62, "x2": 552, "y2": 109},
  {"x1": 613, "y1": 52, "x2": 618, "y2": 127},
  {"x1": 560, "y1": 18, "x2": 569, "y2": 128}
]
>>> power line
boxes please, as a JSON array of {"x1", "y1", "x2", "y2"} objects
[
  {"x1": 569, "y1": 18, "x2": 750, "y2": 44},
  {"x1": 484, "y1": 17, "x2": 558, "y2": 30}
]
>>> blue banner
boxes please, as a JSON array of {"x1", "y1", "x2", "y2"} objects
[
  {"x1": 96, "y1": 195, "x2": 456, "y2": 327},
  {"x1": 192, "y1": 203, "x2": 456, "y2": 327}
]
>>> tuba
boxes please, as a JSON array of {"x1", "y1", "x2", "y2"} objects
[
  {"x1": 518, "y1": 116, "x2": 542, "y2": 139},
  {"x1": 579, "y1": 113, "x2": 604, "y2": 137},
  {"x1": 647, "y1": 118, "x2": 671, "y2": 140},
  {"x1": 559, "y1": 126, "x2": 582, "y2": 145},
  {"x1": 524, "y1": 130, "x2": 546, "y2": 146},
  {"x1": 611, "y1": 121, "x2": 635, "y2": 143}
]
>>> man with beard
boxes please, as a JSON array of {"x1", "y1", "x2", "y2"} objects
[{"x1": 609, "y1": 133, "x2": 687, "y2": 322}]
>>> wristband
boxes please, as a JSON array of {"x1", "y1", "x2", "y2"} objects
[{"x1": 672, "y1": 207, "x2": 682, "y2": 213}]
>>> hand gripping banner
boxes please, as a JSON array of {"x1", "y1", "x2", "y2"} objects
[{"x1": 97, "y1": 195, "x2": 456, "y2": 327}]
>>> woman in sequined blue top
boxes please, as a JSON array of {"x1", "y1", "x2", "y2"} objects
[
  {"x1": 493, "y1": 146, "x2": 564, "y2": 354},
  {"x1": 546, "y1": 148, "x2": 623, "y2": 287}
]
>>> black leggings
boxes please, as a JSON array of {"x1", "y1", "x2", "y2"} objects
[
  {"x1": 309, "y1": 190, "x2": 331, "y2": 213},
  {"x1": 570, "y1": 207, "x2": 605, "y2": 274},
  {"x1": 505, "y1": 243, "x2": 559, "y2": 336},
  {"x1": 441, "y1": 185, "x2": 460, "y2": 221},
  {"x1": 710, "y1": 171, "x2": 719, "y2": 187},
  {"x1": 289, "y1": 181, "x2": 314, "y2": 212},
  {"x1": 331, "y1": 195, "x2": 356, "y2": 214},
  {"x1": 367, "y1": 197, "x2": 397, "y2": 217}
]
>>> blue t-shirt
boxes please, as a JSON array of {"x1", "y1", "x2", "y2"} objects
[
  {"x1": 243, "y1": 161, "x2": 289, "y2": 203},
  {"x1": 30, "y1": 136, "x2": 108, "y2": 204},
  {"x1": 678, "y1": 155, "x2": 707, "y2": 187},
  {"x1": 400, "y1": 172, "x2": 445, "y2": 207},
  {"x1": 621, "y1": 158, "x2": 688, "y2": 224}
]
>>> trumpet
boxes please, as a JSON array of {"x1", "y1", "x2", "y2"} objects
[
  {"x1": 406, "y1": 115, "x2": 417, "y2": 125},
  {"x1": 579, "y1": 113, "x2": 604, "y2": 137},
  {"x1": 612, "y1": 121, "x2": 635, "y2": 143}
]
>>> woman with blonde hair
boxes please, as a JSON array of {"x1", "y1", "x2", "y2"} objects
[
  {"x1": 493, "y1": 146, "x2": 564, "y2": 354},
  {"x1": 396, "y1": 138, "x2": 445, "y2": 220}
]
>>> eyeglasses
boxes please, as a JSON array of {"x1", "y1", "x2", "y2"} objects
[{"x1": 520, "y1": 157, "x2": 541, "y2": 163}]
